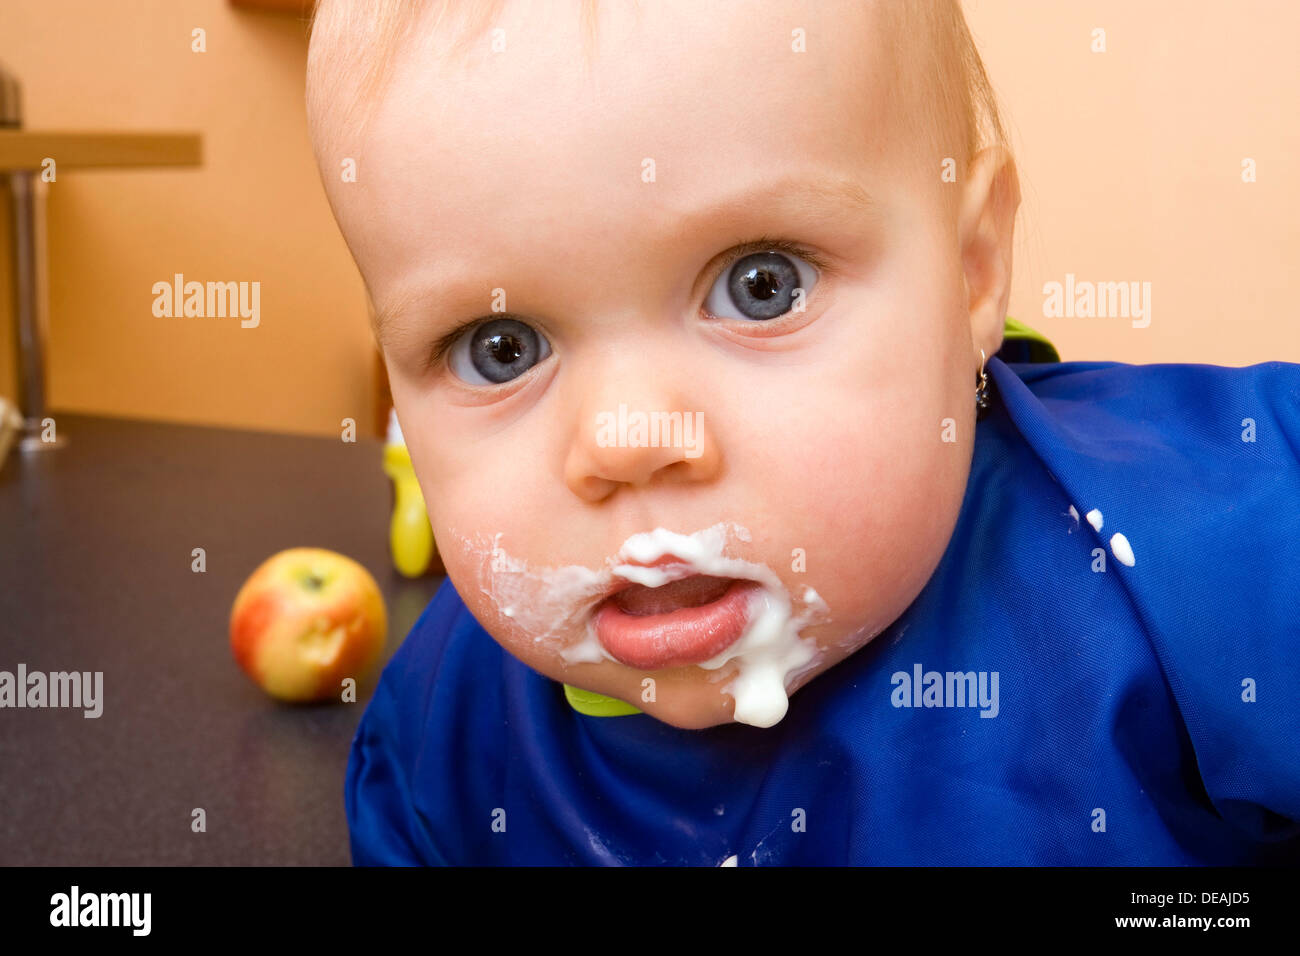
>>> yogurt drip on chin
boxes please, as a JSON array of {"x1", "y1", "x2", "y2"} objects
[{"x1": 450, "y1": 522, "x2": 829, "y2": 728}]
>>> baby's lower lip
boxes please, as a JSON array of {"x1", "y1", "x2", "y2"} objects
[{"x1": 593, "y1": 577, "x2": 757, "y2": 669}]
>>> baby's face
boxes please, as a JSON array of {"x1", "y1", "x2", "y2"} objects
[{"x1": 326, "y1": 0, "x2": 1008, "y2": 728}]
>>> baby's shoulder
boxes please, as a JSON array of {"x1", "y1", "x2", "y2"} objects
[
  {"x1": 990, "y1": 358, "x2": 1300, "y2": 619},
  {"x1": 993, "y1": 359, "x2": 1300, "y2": 534},
  {"x1": 1006, "y1": 358, "x2": 1300, "y2": 445},
  {"x1": 987, "y1": 359, "x2": 1300, "y2": 842}
]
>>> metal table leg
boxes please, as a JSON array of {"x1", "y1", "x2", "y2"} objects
[{"x1": 7, "y1": 168, "x2": 63, "y2": 450}]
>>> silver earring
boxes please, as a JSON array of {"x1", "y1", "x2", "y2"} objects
[{"x1": 975, "y1": 348, "x2": 990, "y2": 417}]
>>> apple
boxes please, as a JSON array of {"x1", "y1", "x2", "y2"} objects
[{"x1": 230, "y1": 547, "x2": 388, "y2": 702}]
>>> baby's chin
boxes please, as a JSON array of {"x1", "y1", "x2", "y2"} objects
[
  {"x1": 527, "y1": 634, "x2": 847, "y2": 731},
  {"x1": 556, "y1": 657, "x2": 746, "y2": 730},
  {"x1": 481, "y1": 622, "x2": 741, "y2": 728}
]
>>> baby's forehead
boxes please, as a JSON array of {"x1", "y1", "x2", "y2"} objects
[
  {"x1": 306, "y1": 1, "x2": 983, "y2": 323},
  {"x1": 386, "y1": 1, "x2": 902, "y2": 121},
  {"x1": 314, "y1": 0, "x2": 948, "y2": 173}
]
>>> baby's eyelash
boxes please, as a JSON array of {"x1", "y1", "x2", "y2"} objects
[
  {"x1": 427, "y1": 320, "x2": 479, "y2": 370},
  {"x1": 425, "y1": 238, "x2": 828, "y2": 370},
  {"x1": 713, "y1": 236, "x2": 831, "y2": 278}
]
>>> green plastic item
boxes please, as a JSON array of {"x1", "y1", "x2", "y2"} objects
[
  {"x1": 561, "y1": 314, "x2": 1059, "y2": 718},
  {"x1": 1001, "y1": 315, "x2": 1060, "y2": 363},
  {"x1": 563, "y1": 683, "x2": 642, "y2": 717}
]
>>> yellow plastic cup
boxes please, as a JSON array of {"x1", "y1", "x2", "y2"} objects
[{"x1": 382, "y1": 442, "x2": 436, "y2": 577}]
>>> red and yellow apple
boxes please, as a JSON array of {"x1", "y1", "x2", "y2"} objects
[{"x1": 230, "y1": 547, "x2": 388, "y2": 702}]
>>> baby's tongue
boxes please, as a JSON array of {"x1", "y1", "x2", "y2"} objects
[{"x1": 614, "y1": 575, "x2": 735, "y2": 616}]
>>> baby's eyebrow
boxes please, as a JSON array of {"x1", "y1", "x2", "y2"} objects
[
  {"x1": 372, "y1": 174, "x2": 880, "y2": 347},
  {"x1": 670, "y1": 175, "x2": 880, "y2": 240}
]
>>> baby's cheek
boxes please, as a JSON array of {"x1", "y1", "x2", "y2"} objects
[
  {"x1": 436, "y1": 540, "x2": 553, "y2": 671},
  {"x1": 782, "y1": 429, "x2": 963, "y2": 659},
  {"x1": 434, "y1": 525, "x2": 495, "y2": 618},
  {"x1": 433, "y1": 525, "x2": 608, "y2": 672},
  {"x1": 431, "y1": 522, "x2": 513, "y2": 631}
]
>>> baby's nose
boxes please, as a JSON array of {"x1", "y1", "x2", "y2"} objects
[{"x1": 563, "y1": 395, "x2": 720, "y2": 501}]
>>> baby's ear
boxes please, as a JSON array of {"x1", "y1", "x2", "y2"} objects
[{"x1": 958, "y1": 146, "x2": 1020, "y2": 357}]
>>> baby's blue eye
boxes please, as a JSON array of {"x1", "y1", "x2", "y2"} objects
[
  {"x1": 447, "y1": 317, "x2": 552, "y2": 385},
  {"x1": 704, "y1": 250, "x2": 818, "y2": 321}
]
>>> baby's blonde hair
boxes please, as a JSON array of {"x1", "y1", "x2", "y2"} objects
[{"x1": 307, "y1": 0, "x2": 1009, "y2": 182}]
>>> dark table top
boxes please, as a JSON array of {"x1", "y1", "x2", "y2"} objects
[{"x1": 0, "y1": 413, "x2": 444, "y2": 865}]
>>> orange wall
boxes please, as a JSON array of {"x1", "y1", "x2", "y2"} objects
[
  {"x1": 968, "y1": 0, "x2": 1300, "y2": 364},
  {"x1": 0, "y1": 0, "x2": 375, "y2": 437},
  {"x1": 0, "y1": 0, "x2": 1296, "y2": 438}
]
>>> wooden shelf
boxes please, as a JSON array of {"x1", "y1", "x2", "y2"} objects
[
  {"x1": 0, "y1": 131, "x2": 202, "y2": 171},
  {"x1": 228, "y1": 0, "x2": 315, "y2": 14}
]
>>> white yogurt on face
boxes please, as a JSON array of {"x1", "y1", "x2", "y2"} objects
[
  {"x1": 608, "y1": 526, "x2": 826, "y2": 728},
  {"x1": 459, "y1": 531, "x2": 610, "y2": 653},
  {"x1": 451, "y1": 522, "x2": 829, "y2": 728}
]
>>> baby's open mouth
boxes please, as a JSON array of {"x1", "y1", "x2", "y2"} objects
[
  {"x1": 472, "y1": 521, "x2": 825, "y2": 728},
  {"x1": 611, "y1": 574, "x2": 736, "y2": 615},
  {"x1": 593, "y1": 574, "x2": 759, "y2": 669}
]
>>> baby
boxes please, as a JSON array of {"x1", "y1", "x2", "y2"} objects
[{"x1": 306, "y1": 0, "x2": 1300, "y2": 864}]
